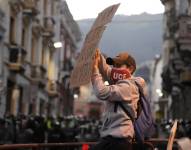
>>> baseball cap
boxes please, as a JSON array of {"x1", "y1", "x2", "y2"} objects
[{"x1": 106, "y1": 52, "x2": 136, "y2": 73}]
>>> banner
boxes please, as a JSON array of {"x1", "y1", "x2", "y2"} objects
[{"x1": 70, "y1": 3, "x2": 120, "y2": 88}]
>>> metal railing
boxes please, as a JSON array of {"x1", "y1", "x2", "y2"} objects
[
  {"x1": 0, "y1": 142, "x2": 94, "y2": 150},
  {"x1": 0, "y1": 138, "x2": 179, "y2": 150}
]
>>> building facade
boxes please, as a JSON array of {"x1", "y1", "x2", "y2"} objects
[
  {"x1": 161, "y1": 0, "x2": 191, "y2": 119},
  {"x1": 0, "y1": 5, "x2": 6, "y2": 116},
  {"x1": 0, "y1": 0, "x2": 81, "y2": 118}
]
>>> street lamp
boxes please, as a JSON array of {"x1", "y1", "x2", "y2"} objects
[
  {"x1": 104, "y1": 81, "x2": 109, "y2": 85},
  {"x1": 74, "y1": 94, "x2": 78, "y2": 99},
  {"x1": 156, "y1": 88, "x2": 163, "y2": 97},
  {"x1": 53, "y1": 42, "x2": 63, "y2": 48}
]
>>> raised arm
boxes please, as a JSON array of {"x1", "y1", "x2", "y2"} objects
[{"x1": 96, "y1": 49, "x2": 112, "y2": 83}]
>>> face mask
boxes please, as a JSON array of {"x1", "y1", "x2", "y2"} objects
[{"x1": 111, "y1": 68, "x2": 131, "y2": 83}]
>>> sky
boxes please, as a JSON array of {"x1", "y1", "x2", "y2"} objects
[{"x1": 66, "y1": 0, "x2": 164, "y2": 20}]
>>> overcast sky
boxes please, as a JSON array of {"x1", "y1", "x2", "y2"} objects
[{"x1": 66, "y1": 0, "x2": 164, "y2": 20}]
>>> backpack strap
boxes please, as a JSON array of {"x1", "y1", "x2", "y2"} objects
[
  {"x1": 134, "y1": 80, "x2": 147, "y2": 112},
  {"x1": 134, "y1": 81, "x2": 145, "y2": 99},
  {"x1": 117, "y1": 102, "x2": 135, "y2": 122},
  {"x1": 114, "y1": 102, "x2": 118, "y2": 112},
  {"x1": 115, "y1": 80, "x2": 143, "y2": 122}
]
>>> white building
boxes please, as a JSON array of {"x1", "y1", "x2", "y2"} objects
[{"x1": 0, "y1": 0, "x2": 81, "y2": 118}]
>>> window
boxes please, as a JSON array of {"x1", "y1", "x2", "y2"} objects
[
  {"x1": 31, "y1": 36, "x2": 36, "y2": 63},
  {"x1": 9, "y1": 17, "x2": 16, "y2": 44},
  {"x1": 44, "y1": 0, "x2": 48, "y2": 16},
  {"x1": 5, "y1": 80, "x2": 14, "y2": 115},
  {"x1": 21, "y1": 27, "x2": 26, "y2": 48},
  {"x1": 39, "y1": 99, "x2": 45, "y2": 116},
  {"x1": 41, "y1": 44, "x2": 45, "y2": 65}
]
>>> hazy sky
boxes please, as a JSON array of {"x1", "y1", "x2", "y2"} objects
[{"x1": 66, "y1": 0, "x2": 164, "y2": 20}]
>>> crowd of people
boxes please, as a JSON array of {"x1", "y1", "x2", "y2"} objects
[
  {"x1": 0, "y1": 115, "x2": 191, "y2": 149},
  {"x1": 160, "y1": 119, "x2": 191, "y2": 139},
  {"x1": 0, "y1": 115, "x2": 101, "y2": 145},
  {"x1": 0, "y1": 115, "x2": 190, "y2": 150}
]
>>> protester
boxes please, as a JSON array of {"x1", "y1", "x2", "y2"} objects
[
  {"x1": 0, "y1": 118, "x2": 13, "y2": 144},
  {"x1": 90, "y1": 49, "x2": 147, "y2": 150}
]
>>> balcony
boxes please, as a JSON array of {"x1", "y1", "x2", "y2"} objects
[
  {"x1": 180, "y1": 68, "x2": 191, "y2": 85},
  {"x1": 42, "y1": 17, "x2": 55, "y2": 37},
  {"x1": 176, "y1": 16, "x2": 191, "y2": 43},
  {"x1": 24, "y1": 63, "x2": 47, "y2": 87},
  {"x1": 21, "y1": 0, "x2": 39, "y2": 15},
  {"x1": 31, "y1": 65, "x2": 41, "y2": 79},
  {"x1": 175, "y1": 16, "x2": 191, "y2": 53},
  {"x1": 30, "y1": 64, "x2": 46, "y2": 77},
  {"x1": 5, "y1": 44, "x2": 26, "y2": 72}
]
